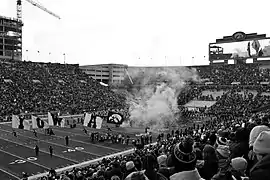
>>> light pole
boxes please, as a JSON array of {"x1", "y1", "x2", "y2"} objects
[
  {"x1": 37, "y1": 51, "x2": 40, "y2": 61},
  {"x1": 63, "y1": 53, "x2": 66, "y2": 64},
  {"x1": 26, "y1": 49, "x2": 28, "y2": 61}
]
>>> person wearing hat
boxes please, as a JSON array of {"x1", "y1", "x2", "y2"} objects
[
  {"x1": 247, "y1": 125, "x2": 270, "y2": 173},
  {"x1": 124, "y1": 161, "x2": 137, "y2": 179},
  {"x1": 230, "y1": 128, "x2": 249, "y2": 160},
  {"x1": 216, "y1": 145, "x2": 231, "y2": 170},
  {"x1": 105, "y1": 161, "x2": 122, "y2": 180},
  {"x1": 199, "y1": 145, "x2": 218, "y2": 180},
  {"x1": 230, "y1": 157, "x2": 248, "y2": 180},
  {"x1": 143, "y1": 154, "x2": 159, "y2": 180},
  {"x1": 250, "y1": 131, "x2": 270, "y2": 180},
  {"x1": 169, "y1": 137, "x2": 204, "y2": 180},
  {"x1": 215, "y1": 137, "x2": 228, "y2": 148},
  {"x1": 157, "y1": 155, "x2": 168, "y2": 168}
]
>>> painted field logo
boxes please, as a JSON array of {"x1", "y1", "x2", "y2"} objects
[
  {"x1": 63, "y1": 147, "x2": 84, "y2": 153},
  {"x1": 10, "y1": 157, "x2": 37, "y2": 165}
]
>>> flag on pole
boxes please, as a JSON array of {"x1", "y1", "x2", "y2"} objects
[
  {"x1": 32, "y1": 115, "x2": 38, "y2": 129},
  {"x1": 60, "y1": 118, "x2": 65, "y2": 127},
  {"x1": 48, "y1": 112, "x2": 61, "y2": 126},
  {"x1": 48, "y1": 112, "x2": 54, "y2": 126},
  {"x1": 12, "y1": 115, "x2": 31, "y2": 130},
  {"x1": 83, "y1": 113, "x2": 91, "y2": 127},
  {"x1": 12, "y1": 115, "x2": 20, "y2": 129},
  {"x1": 23, "y1": 120, "x2": 31, "y2": 130},
  {"x1": 107, "y1": 112, "x2": 123, "y2": 124},
  {"x1": 95, "y1": 116, "x2": 103, "y2": 129}
]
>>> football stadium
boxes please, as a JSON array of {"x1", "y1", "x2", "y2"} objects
[{"x1": 2, "y1": 1, "x2": 270, "y2": 180}]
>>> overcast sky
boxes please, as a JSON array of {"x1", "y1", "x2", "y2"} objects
[{"x1": 1, "y1": 0, "x2": 270, "y2": 66}]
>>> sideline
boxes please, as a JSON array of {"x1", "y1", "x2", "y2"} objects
[
  {"x1": 0, "y1": 168, "x2": 20, "y2": 180},
  {"x1": 0, "y1": 127, "x2": 101, "y2": 157},
  {"x1": 28, "y1": 142, "x2": 156, "y2": 180}
]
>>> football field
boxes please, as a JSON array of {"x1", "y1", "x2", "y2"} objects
[{"x1": 0, "y1": 123, "x2": 148, "y2": 179}]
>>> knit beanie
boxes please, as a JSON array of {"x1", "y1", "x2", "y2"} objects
[
  {"x1": 126, "y1": 161, "x2": 135, "y2": 171},
  {"x1": 249, "y1": 125, "x2": 270, "y2": 148},
  {"x1": 216, "y1": 137, "x2": 227, "y2": 146},
  {"x1": 216, "y1": 145, "x2": 230, "y2": 158},
  {"x1": 203, "y1": 144, "x2": 216, "y2": 155},
  {"x1": 231, "y1": 157, "x2": 247, "y2": 171},
  {"x1": 157, "y1": 155, "x2": 167, "y2": 167},
  {"x1": 173, "y1": 137, "x2": 196, "y2": 164},
  {"x1": 253, "y1": 131, "x2": 270, "y2": 155},
  {"x1": 111, "y1": 175, "x2": 120, "y2": 180}
]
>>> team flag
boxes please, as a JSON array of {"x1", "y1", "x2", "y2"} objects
[
  {"x1": 12, "y1": 115, "x2": 20, "y2": 129},
  {"x1": 60, "y1": 118, "x2": 65, "y2": 127},
  {"x1": 32, "y1": 115, "x2": 38, "y2": 129},
  {"x1": 83, "y1": 113, "x2": 91, "y2": 127},
  {"x1": 23, "y1": 120, "x2": 31, "y2": 130},
  {"x1": 12, "y1": 115, "x2": 31, "y2": 130},
  {"x1": 32, "y1": 115, "x2": 49, "y2": 129},
  {"x1": 48, "y1": 112, "x2": 62, "y2": 126},
  {"x1": 107, "y1": 112, "x2": 123, "y2": 124},
  {"x1": 95, "y1": 116, "x2": 103, "y2": 129}
]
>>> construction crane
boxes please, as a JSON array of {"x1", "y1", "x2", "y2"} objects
[
  {"x1": 7, "y1": 0, "x2": 60, "y2": 60},
  {"x1": 17, "y1": 0, "x2": 61, "y2": 21}
]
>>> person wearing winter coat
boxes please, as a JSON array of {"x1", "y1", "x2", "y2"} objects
[
  {"x1": 250, "y1": 131, "x2": 270, "y2": 180},
  {"x1": 199, "y1": 145, "x2": 219, "y2": 180},
  {"x1": 169, "y1": 137, "x2": 204, "y2": 180}
]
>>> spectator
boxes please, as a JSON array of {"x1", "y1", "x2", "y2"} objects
[
  {"x1": 250, "y1": 131, "x2": 270, "y2": 180},
  {"x1": 199, "y1": 145, "x2": 218, "y2": 180},
  {"x1": 230, "y1": 157, "x2": 248, "y2": 180},
  {"x1": 169, "y1": 137, "x2": 203, "y2": 180}
]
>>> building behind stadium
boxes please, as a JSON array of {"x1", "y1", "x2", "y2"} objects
[{"x1": 0, "y1": 15, "x2": 23, "y2": 61}]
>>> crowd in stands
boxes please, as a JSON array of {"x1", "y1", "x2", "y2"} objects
[
  {"x1": 195, "y1": 64, "x2": 270, "y2": 85},
  {"x1": 0, "y1": 60, "x2": 127, "y2": 119},
  {"x1": 2, "y1": 60, "x2": 270, "y2": 179},
  {"x1": 36, "y1": 113, "x2": 270, "y2": 180}
]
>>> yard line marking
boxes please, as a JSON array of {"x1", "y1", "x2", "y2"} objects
[
  {"x1": 0, "y1": 124, "x2": 121, "y2": 152},
  {"x1": 0, "y1": 168, "x2": 20, "y2": 180},
  {"x1": 0, "y1": 128, "x2": 101, "y2": 158},
  {"x1": 0, "y1": 147, "x2": 50, "y2": 170},
  {"x1": 0, "y1": 134, "x2": 79, "y2": 164},
  {"x1": 61, "y1": 123, "x2": 136, "y2": 136},
  {"x1": 52, "y1": 128, "x2": 121, "y2": 151}
]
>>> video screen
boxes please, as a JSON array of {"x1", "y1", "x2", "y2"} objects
[{"x1": 209, "y1": 39, "x2": 270, "y2": 60}]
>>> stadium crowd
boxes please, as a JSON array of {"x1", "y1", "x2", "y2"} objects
[
  {"x1": 35, "y1": 114, "x2": 270, "y2": 180},
  {"x1": 0, "y1": 60, "x2": 127, "y2": 119},
  {"x1": 1, "y1": 60, "x2": 270, "y2": 180}
]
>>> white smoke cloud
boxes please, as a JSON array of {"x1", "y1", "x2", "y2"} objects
[
  {"x1": 122, "y1": 67, "x2": 199, "y2": 131},
  {"x1": 231, "y1": 48, "x2": 249, "y2": 58}
]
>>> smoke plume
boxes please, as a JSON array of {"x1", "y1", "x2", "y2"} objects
[{"x1": 123, "y1": 67, "x2": 199, "y2": 131}]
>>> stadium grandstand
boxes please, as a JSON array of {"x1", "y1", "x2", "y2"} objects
[
  {"x1": 1, "y1": 3, "x2": 270, "y2": 178},
  {"x1": 1, "y1": 55, "x2": 270, "y2": 179}
]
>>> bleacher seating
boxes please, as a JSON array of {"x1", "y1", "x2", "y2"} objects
[{"x1": 0, "y1": 60, "x2": 127, "y2": 118}]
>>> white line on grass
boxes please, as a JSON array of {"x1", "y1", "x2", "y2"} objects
[
  {"x1": 0, "y1": 132, "x2": 79, "y2": 164},
  {"x1": 0, "y1": 147, "x2": 50, "y2": 170},
  {"x1": 52, "y1": 128, "x2": 122, "y2": 151},
  {"x1": 0, "y1": 128, "x2": 101, "y2": 158},
  {"x1": 0, "y1": 168, "x2": 21, "y2": 180}
]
